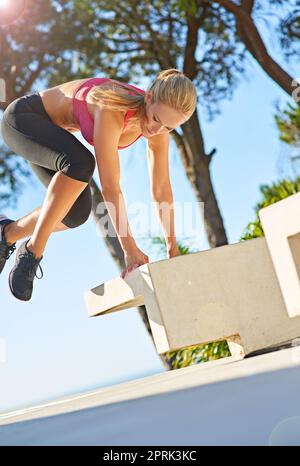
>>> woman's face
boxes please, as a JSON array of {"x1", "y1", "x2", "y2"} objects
[{"x1": 141, "y1": 91, "x2": 186, "y2": 137}]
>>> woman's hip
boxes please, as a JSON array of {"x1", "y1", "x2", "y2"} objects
[
  {"x1": 2, "y1": 92, "x2": 50, "y2": 126},
  {"x1": 1, "y1": 92, "x2": 96, "y2": 182},
  {"x1": 1, "y1": 91, "x2": 81, "y2": 159}
]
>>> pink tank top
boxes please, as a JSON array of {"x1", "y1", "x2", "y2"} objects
[{"x1": 72, "y1": 77, "x2": 145, "y2": 149}]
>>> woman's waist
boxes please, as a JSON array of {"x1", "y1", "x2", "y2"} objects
[{"x1": 39, "y1": 90, "x2": 80, "y2": 130}]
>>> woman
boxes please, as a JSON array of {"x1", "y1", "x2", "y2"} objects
[{"x1": 0, "y1": 68, "x2": 197, "y2": 301}]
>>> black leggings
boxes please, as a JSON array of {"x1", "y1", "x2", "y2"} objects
[{"x1": 1, "y1": 92, "x2": 96, "y2": 228}]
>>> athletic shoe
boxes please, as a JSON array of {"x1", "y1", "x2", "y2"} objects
[
  {"x1": 0, "y1": 215, "x2": 16, "y2": 274},
  {"x1": 9, "y1": 238, "x2": 44, "y2": 301}
]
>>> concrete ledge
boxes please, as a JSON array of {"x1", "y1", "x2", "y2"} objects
[{"x1": 85, "y1": 237, "x2": 300, "y2": 357}]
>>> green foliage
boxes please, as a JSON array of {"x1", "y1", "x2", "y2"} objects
[
  {"x1": 166, "y1": 340, "x2": 230, "y2": 369},
  {"x1": 274, "y1": 102, "x2": 300, "y2": 146},
  {"x1": 176, "y1": 0, "x2": 198, "y2": 17},
  {"x1": 150, "y1": 235, "x2": 193, "y2": 257},
  {"x1": 240, "y1": 177, "x2": 300, "y2": 241}
]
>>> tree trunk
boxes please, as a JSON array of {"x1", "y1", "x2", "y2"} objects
[{"x1": 172, "y1": 111, "x2": 228, "y2": 247}]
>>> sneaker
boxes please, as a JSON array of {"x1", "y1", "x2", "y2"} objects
[
  {"x1": 8, "y1": 239, "x2": 44, "y2": 301},
  {"x1": 0, "y1": 215, "x2": 17, "y2": 274}
]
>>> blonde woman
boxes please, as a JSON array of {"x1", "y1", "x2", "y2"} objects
[{"x1": 0, "y1": 69, "x2": 197, "y2": 301}]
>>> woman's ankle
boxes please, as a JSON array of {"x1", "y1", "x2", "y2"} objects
[{"x1": 25, "y1": 240, "x2": 43, "y2": 260}]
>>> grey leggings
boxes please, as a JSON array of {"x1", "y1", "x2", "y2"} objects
[{"x1": 1, "y1": 92, "x2": 96, "y2": 228}]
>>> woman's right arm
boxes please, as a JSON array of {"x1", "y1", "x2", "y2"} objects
[{"x1": 93, "y1": 108, "x2": 149, "y2": 274}]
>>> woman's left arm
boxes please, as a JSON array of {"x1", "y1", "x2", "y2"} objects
[{"x1": 146, "y1": 133, "x2": 181, "y2": 259}]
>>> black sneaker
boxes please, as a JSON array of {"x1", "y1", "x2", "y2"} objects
[
  {"x1": 0, "y1": 215, "x2": 16, "y2": 274},
  {"x1": 8, "y1": 239, "x2": 44, "y2": 301}
]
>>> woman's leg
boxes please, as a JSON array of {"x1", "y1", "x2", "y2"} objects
[
  {"x1": 4, "y1": 205, "x2": 70, "y2": 245},
  {"x1": 4, "y1": 165, "x2": 93, "y2": 246},
  {"x1": 3, "y1": 175, "x2": 87, "y2": 259},
  {"x1": 26, "y1": 171, "x2": 88, "y2": 259}
]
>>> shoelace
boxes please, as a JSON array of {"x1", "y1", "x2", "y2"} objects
[
  {"x1": 0, "y1": 242, "x2": 16, "y2": 261},
  {"x1": 19, "y1": 252, "x2": 44, "y2": 279},
  {"x1": 6, "y1": 243, "x2": 16, "y2": 259}
]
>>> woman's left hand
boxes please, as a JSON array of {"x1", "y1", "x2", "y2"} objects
[{"x1": 167, "y1": 244, "x2": 181, "y2": 259}]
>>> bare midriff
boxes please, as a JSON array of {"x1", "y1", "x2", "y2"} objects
[{"x1": 38, "y1": 78, "x2": 144, "y2": 147}]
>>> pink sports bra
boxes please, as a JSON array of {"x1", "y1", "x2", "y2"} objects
[{"x1": 72, "y1": 77, "x2": 145, "y2": 149}]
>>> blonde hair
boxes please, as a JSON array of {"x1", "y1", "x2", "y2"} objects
[{"x1": 89, "y1": 68, "x2": 197, "y2": 129}]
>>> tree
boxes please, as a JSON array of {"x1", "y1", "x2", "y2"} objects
[{"x1": 212, "y1": 0, "x2": 299, "y2": 98}]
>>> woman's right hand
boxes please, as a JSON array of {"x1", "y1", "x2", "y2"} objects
[{"x1": 120, "y1": 247, "x2": 149, "y2": 279}]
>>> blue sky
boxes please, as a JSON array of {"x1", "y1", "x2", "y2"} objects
[{"x1": 0, "y1": 26, "x2": 299, "y2": 412}]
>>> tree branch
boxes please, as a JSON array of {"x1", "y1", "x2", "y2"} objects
[{"x1": 213, "y1": 0, "x2": 296, "y2": 96}]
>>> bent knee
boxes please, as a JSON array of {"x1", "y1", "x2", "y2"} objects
[
  {"x1": 62, "y1": 210, "x2": 91, "y2": 228},
  {"x1": 62, "y1": 199, "x2": 92, "y2": 229},
  {"x1": 60, "y1": 154, "x2": 96, "y2": 183}
]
